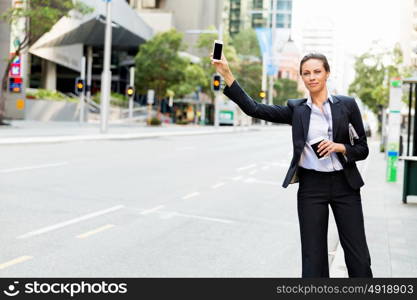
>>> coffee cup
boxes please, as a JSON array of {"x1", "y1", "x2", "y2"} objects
[{"x1": 309, "y1": 137, "x2": 329, "y2": 160}]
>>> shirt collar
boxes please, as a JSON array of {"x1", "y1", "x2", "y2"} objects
[{"x1": 306, "y1": 89, "x2": 333, "y2": 108}]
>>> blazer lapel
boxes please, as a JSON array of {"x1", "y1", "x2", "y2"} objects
[
  {"x1": 329, "y1": 96, "x2": 342, "y2": 141},
  {"x1": 300, "y1": 104, "x2": 311, "y2": 142}
]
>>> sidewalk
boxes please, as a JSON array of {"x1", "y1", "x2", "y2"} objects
[
  {"x1": 330, "y1": 138, "x2": 417, "y2": 277},
  {"x1": 0, "y1": 120, "x2": 275, "y2": 145}
]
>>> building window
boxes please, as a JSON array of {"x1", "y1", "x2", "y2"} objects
[
  {"x1": 276, "y1": 13, "x2": 291, "y2": 28},
  {"x1": 253, "y1": 0, "x2": 263, "y2": 9},
  {"x1": 277, "y1": 0, "x2": 292, "y2": 10},
  {"x1": 142, "y1": 0, "x2": 160, "y2": 9},
  {"x1": 252, "y1": 13, "x2": 266, "y2": 28}
]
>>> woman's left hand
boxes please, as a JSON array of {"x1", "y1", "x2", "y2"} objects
[{"x1": 317, "y1": 140, "x2": 346, "y2": 157}]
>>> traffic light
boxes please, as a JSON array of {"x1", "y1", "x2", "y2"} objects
[
  {"x1": 259, "y1": 90, "x2": 266, "y2": 99},
  {"x1": 212, "y1": 74, "x2": 221, "y2": 91},
  {"x1": 75, "y1": 78, "x2": 84, "y2": 95},
  {"x1": 126, "y1": 85, "x2": 135, "y2": 97}
]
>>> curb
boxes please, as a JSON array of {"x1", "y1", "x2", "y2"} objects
[{"x1": 0, "y1": 127, "x2": 260, "y2": 145}]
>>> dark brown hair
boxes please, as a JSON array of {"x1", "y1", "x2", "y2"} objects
[{"x1": 299, "y1": 53, "x2": 330, "y2": 75}]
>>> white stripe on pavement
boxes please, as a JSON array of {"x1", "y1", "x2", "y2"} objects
[
  {"x1": 243, "y1": 178, "x2": 279, "y2": 186},
  {"x1": 182, "y1": 192, "x2": 200, "y2": 200},
  {"x1": 0, "y1": 256, "x2": 33, "y2": 270},
  {"x1": 0, "y1": 162, "x2": 69, "y2": 173},
  {"x1": 211, "y1": 182, "x2": 225, "y2": 189},
  {"x1": 236, "y1": 164, "x2": 257, "y2": 172},
  {"x1": 249, "y1": 170, "x2": 258, "y2": 175},
  {"x1": 168, "y1": 211, "x2": 234, "y2": 224},
  {"x1": 17, "y1": 205, "x2": 125, "y2": 239},
  {"x1": 76, "y1": 224, "x2": 115, "y2": 239},
  {"x1": 140, "y1": 205, "x2": 165, "y2": 215}
]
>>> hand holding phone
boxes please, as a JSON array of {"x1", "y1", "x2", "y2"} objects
[{"x1": 212, "y1": 40, "x2": 223, "y2": 61}]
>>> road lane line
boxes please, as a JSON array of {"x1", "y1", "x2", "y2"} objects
[
  {"x1": 0, "y1": 256, "x2": 33, "y2": 270},
  {"x1": 176, "y1": 146, "x2": 196, "y2": 151},
  {"x1": 211, "y1": 182, "x2": 225, "y2": 189},
  {"x1": 0, "y1": 162, "x2": 69, "y2": 173},
  {"x1": 244, "y1": 178, "x2": 279, "y2": 186},
  {"x1": 140, "y1": 205, "x2": 165, "y2": 215},
  {"x1": 76, "y1": 224, "x2": 115, "y2": 239},
  {"x1": 236, "y1": 164, "x2": 257, "y2": 172},
  {"x1": 182, "y1": 192, "x2": 200, "y2": 200},
  {"x1": 171, "y1": 212, "x2": 234, "y2": 224},
  {"x1": 16, "y1": 205, "x2": 125, "y2": 239}
]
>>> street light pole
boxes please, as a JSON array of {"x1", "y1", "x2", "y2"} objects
[
  {"x1": 268, "y1": 0, "x2": 277, "y2": 126},
  {"x1": 100, "y1": 0, "x2": 112, "y2": 133}
]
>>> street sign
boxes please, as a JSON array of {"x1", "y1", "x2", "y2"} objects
[
  {"x1": 147, "y1": 89, "x2": 155, "y2": 105},
  {"x1": 16, "y1": 98, "x2": 24, "y2": 110},
  {"x1": 9, "y1": 55, "x2": 21, "y2": 78}
]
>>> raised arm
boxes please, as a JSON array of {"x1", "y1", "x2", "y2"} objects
[
  {"x1": 223, "y1": 80, "x2": 292, "y2": 124},
  {"x1": 211, "y1": 53, "x2": 292, "y2": 125}
]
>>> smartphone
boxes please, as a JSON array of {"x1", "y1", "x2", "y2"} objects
[{"x1": 212, "y1": 40, "x2": 223, "y2": 61}]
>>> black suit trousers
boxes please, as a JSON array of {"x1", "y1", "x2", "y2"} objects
[{"x1": 297, "y1": 167, "x2": 373, "y2": 278}]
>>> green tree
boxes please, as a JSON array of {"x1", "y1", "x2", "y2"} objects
[
  {"x1": 230, "y1": 28, "x2": 263, "y2": 100},
  {"x1": 348, "y1": 43, "x2": 412, "y2": 115},
  {"x1": 0, "y1": 0, "x2": 92, "y2": 125},
  {"x1": 273, "y1": 78, "x2": 303, "y2": 105},
  {"x1": 230, "y1": 28, "x2": 261, "y2": 58},
  {"x1": 234, "y1": 61, "x2": 262, "y2": 100},
  {"x1": 135, "y1": 29, "x2": 206, "y2": 115}
]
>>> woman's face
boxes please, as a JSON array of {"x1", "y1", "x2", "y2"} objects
[{"x1": 300, "y1": 59, "x2": 329, "y2": 94}]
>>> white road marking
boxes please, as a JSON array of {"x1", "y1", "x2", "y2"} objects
[
  {"x1": 167, "y1": 211, "x2": 234, "y2": 224},
  {"x1": 236, "y1": 164, "x2": 257, "y2": 171},
  {"x1": 243, "y1": 177, "x2": 279, "y2": 186},
  {"x1": 176, "y1": 146, "x2": 196, "y2": 151},
  {"x1": 16, "y1": 205, "x2": 125, "y2": 239},
  {"x1": 140, "y1": 205, "x2": 165, "y2": 215},
  {"x1": 249, "y1": 170, "x2": 258, "y2": 175},
  {"x1": 182, "y1": 192, "x2": 200, "y2": 200},
  {"x1": 211, "y1": 182, "x2": 225, "y2": 189},
  {"x1": 0, "y1": 162, "x2": 69, "y2": 173},
  {"x1": 76, "y1": 224, "x2": 115, "y2": 239},
  {"x1": 0, "y1": 256, "x2": 33, "y2": 270}
]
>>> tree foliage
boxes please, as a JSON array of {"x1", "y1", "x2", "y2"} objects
[
  {"x1": 348, "y1": 43, "x2": 412, "y2": 114},
  {"x1": 134, "y1": 29, "x2": 207, "y2": 109},
  {"x1": 230, "y1": 28, "x2": 261, "y2": 58},
  {"x1": 273, "y1": 78, "x2": 303, "y2": 105}
]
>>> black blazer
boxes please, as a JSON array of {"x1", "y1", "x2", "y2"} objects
[{"x1": 223, "y1": 80, "x2": 368, "y2": 190}]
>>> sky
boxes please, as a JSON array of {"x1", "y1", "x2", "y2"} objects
[
  {"x1": 290, "y1": 0, "x2": 404, "y2": 94},
  {"x1": 292, "y1": 0, "x2": 402, "y2": 56}
]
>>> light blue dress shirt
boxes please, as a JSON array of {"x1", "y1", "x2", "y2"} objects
[{"x1": 298, "y1": 91, "x2": 344, "y2": 172}]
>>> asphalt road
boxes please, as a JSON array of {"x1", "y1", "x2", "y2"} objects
[{"x1": 0, "y1": 126, "x2": 340, "y2": 277}]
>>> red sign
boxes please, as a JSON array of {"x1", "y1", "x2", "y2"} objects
[{"x1": 9, "y1": 54, "x2": 21, "y2": 78}]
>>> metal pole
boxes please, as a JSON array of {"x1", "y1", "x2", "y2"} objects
[
  {"x1": 267, "y1": 0, "x2": 277, "y2": 126},
  {"x1": 214, "y1": 8, "x2": 224, "y2": 128},
  {"x1": 100, "y1": 0, "x2": 112, "y2": 133},
  {"x1": 129, "y1": 66, "x2": 134, "y2": 120},
  {"x1": 86, "y1": 46, "x2": 93, "y2": 103},
  {"x1": 407, "y1": 83, "x2": 412, "y2": 156},
  {"x1": 413, "y1": 83, "x2": 417, "y2": 156},
  {"x1": 79, "y1": 56, "x2": 86, "y2": 123}
]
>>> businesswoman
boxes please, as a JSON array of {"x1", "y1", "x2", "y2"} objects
[{"x1": 211, "y1": 52, "x2": 373, "y2": 278}]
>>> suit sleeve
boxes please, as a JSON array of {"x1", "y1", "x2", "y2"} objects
[
  {"x1": 343, "y1": 98, "x2": 369, "y2": 163},
  {"x1": 223, "y1": 80, "x2": 292, "y2": 125}
]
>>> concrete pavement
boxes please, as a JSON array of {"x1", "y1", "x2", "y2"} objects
[{"x1": 0, "y1": 120, "x2": 416, "y2": 277}]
